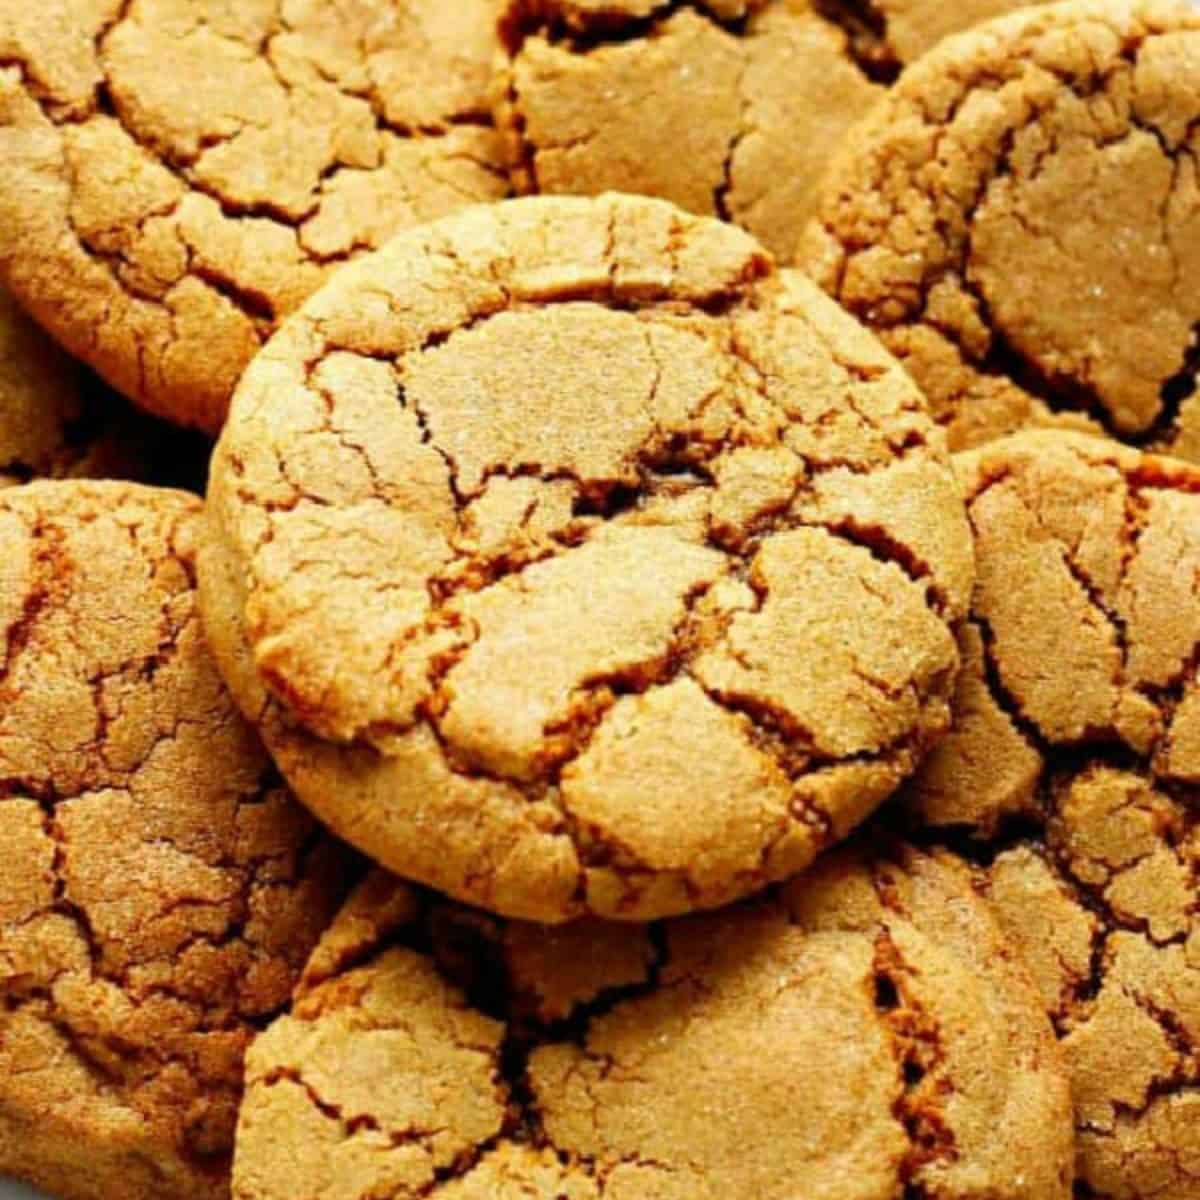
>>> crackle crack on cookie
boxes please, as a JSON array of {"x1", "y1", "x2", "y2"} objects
[
  {"x1": 802, "y1": 0, "x2": 1200, "y2": 461},
  {"x1": 200, "y1": 193, "x2": 974, "y2": 924},
  {"x1": 0, "y1": 480, "x2": 353, "y2": 1200},
  {"x1": 903, "y1": 429, "x2": 1200, "y2": 1200},
  {"x1": 232, "y1": 846, "x2": 1073, "y2": 1200},
  {"x1": 0, "y1": 0, "x2": 509, "y2": 431}
]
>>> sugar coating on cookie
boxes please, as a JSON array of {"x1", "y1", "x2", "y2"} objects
[
  {"x1": 494, "y1": 0, "x2": 1041, "y2": 259},
  {"x1": 0, "y1": 0, "x2": 508, "y2": 433},
  {"x1": 0, "y1": 288, "x2": 144, "y2": 487},
  {"x1": 202, "y1": 193, "x2": 974, "y2": 923},
  {"x1": 905, "y1": 430, "x2": 1200, "y2": 1198},
  {"x1": 233, "y1": 848, "x2": 1073, "y2": 1200},
  {"x1": 802, "y1": 0, "x2": 1200, "y2": 458},
  {"x1": 0, "y1": 482, "x2": 351, "y2": 1200}
]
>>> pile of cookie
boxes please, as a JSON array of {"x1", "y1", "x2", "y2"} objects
[{"x1": 1, "y1": 1, "x2": 1197, "y2": 1198}]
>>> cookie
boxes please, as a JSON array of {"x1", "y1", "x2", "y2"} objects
[
  {"x1": 200, "y1": 193, "x2": 974, "y2": 923},
  {"x1": 0, "y1": 0, "x2": 508, "y2": 433},
  {"x1": 904, "y1": 430, "x2": 1200, "y2": 1198},
  {"x1": 0, "y1": 287, "x2": 149, "y2": 487},
  {"x1": 494, "y1": 0, "x2": 1042, "y2": 259},
  {"x1": 233, "y1": 845, "x2": 1073, "y2": 1200},
  {"x1": 0, "y1": 481, "x2": 353, "y2": 1200},
  {"x1": 802, "y1": 0, "x2": 1200, "y2": 456}
]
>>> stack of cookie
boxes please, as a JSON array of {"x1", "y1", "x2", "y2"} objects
[{"x1": 0, "y1": 1, "x2": 1196, "y2": 1198}]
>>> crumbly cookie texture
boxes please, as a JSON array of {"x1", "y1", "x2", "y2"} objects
[
  {"x1": 0, "y1": 287, "x2": 145, "y2": 487},
  {"x1": 905, "y1": 430, "x2": 1200, "y2": 1199},
  {"x1": 233, "y1": 847, "x2": 1073, "y2": 1200},
  {"x1": 0, "y1": 0, "x2": 508, "y2": 433},
  {"x1": 802, "y1": 0, "x2": 1200, "y2": 457},
  {"x1": 493, "y1": 0, "x2": 1040, "y2": 258},
  {"x1": 0, "y1": 481, "x2": 351, "y2": 1200},
  {"x1": 200, "y1": 192, "x2": 974, "y2": 924}
]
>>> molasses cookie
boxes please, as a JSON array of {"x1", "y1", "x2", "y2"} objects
[
  {"x1": 494, "y1": 0, "x2": 1042, "y2": 259},
  {"x1": 201, "y1": 193, "x2": 974, "y2": 923},
  {"x1": 0, "y1": 481, "x2": 352, "y2": 1200},
  {"x1": 0, "y1": 288, "x2": 146, "y2": 487},
  {"x1": 906, "y1": 430, "x2": 1200, "y2": 1199},
  {"x1": 232, "y1": 848, "x2": 1073, "y2": 1200},
  {"x1": 802, "y1": 0, "x2": 1200, "y2": 455},
  {"x1": 231, "y1": 849, "x2": 1070, "y2": 1200},
  {"x1": 0, "y1": 0, "x2": 508, "y2": 433}
]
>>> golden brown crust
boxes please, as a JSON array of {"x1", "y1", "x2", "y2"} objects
[
  {"x1": 904, "y1": 429, "x2": 1200, "y2": 1198},
  {"x1": 801, "y1": 0, "x2": 1200, "y2": 456},
  {"x1": 0, "y1": 0, "x2": 508, "y2": 432},
  {"x1": 233, "y1": 846, "x2": 1073, "y2": 1200},
  {"x1": 0, "y1": 480, "x2": 352, "y2": 1200},
  {"x1": 200, "y1": 192, "x2": 974, "y2": 923}
]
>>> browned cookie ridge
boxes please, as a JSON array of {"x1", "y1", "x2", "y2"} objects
[
  {"x1": 233, "y1": 848, "x2": 1073, "y2": 1200},
  {"x1": 0, "y1": 481, "x2": 353, "y2": 1200},
  {"x1": 905, "y1": 430, "x2": 1200, "y2": 1199},
  {"x1": 494, "y1": 0, "x2": 1046, "y2": 259},
  {"x1": 0, "y1": 0, "x2": 508, "y2": 433},
  {"x1": 200, "y1": 193, "x2": 974, "y2": 924},
  {"x1": 802, "y1": 0, "x2": 1200, "y2": 457}
]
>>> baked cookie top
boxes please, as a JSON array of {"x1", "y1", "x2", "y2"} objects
[
  {"x1": 802, "y1": 0, "x2": 1200, "y2": 456},
  {"x1": 0, "y1": 482, "x2": 351, "y2": 1200},
  {"x1": 905, "y1": 430, "x2": 1200, "y2": 1199},
  {"x1": 0, "y1": 0, "x2": 507, "y2": 433},
  {"x1": 201, "y1": 193, "x2": 974, "y2": 924},
  {"x1": 0, "y1": 287, "x2": 146, "y2": 487},
  {"x1": 494, "y1": 0, "x2": 1042, "y2": 259},
  {"x1": 233, "y1": 846, "x2": 1073, "y2": 1200}
]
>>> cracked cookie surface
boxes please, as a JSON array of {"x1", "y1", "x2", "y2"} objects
[
  {"x1": 904, "y1": 430, "x2": 1200, "y2": 1198},
  {"x1": 0, "y1": 481, "x2": 352, "y2": 1200},
  {"x1": 0, "y1": 287, "x2": 150, "y2": 487},
  {"x1": 0, "y1": 0, "x2": 508, "y2": 433},
  {"x1": 200, "y1": 192, "x2": 974, "y2": 924},
  {"x1": 801, "y1": 0, "x2": 1200, "y2": 457},
  {"x1": 233, "y1": 846, "x2": 1073, "y2": 1200},
  {"x1": 493, "y1": 0, "x2": 1041, "y2": 259}
]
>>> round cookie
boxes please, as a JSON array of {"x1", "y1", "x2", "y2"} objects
[
  {"x1": 905, "y1": 430, "x2": 1200, "y2": 1199},
  {"x1": 494, "y1": 0, "x2": 1044, "y2": 259},
  {"x1": 233, "y1": 845, "x2": 1073, "y2": 1200},
  {"x1": 0, "y1": 287, "x2": 149, "y2": 487},
  {"x1": 0, "y1": 0, "x2": 508, "y2": 433},
  {"x1": 0, "y1": 481, "x2": 352, "y2": 1200},
  {"x1": 802, "y1": 0, "x2": 1200, "y2": 456},
  {"x1": 201, "y1": 192, "x2": 974, "y2": 924}
]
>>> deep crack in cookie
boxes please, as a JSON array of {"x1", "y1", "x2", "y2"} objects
[
  {"x1": 904, "y1": 429, "x2": 1200, "y2": 1199},
  {"x1": 232, "y1": 847, "x2": 1073, "y2": 1200},
  {"x1": 200, "y1": 193, "x2": 974, "y2": 924},
  {"x1": 802, "y1": 0, "x2": 1200, "y2": 458},
  {"x1": 0, "y1": 480, "x2": 353, "y2": 1200}
]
